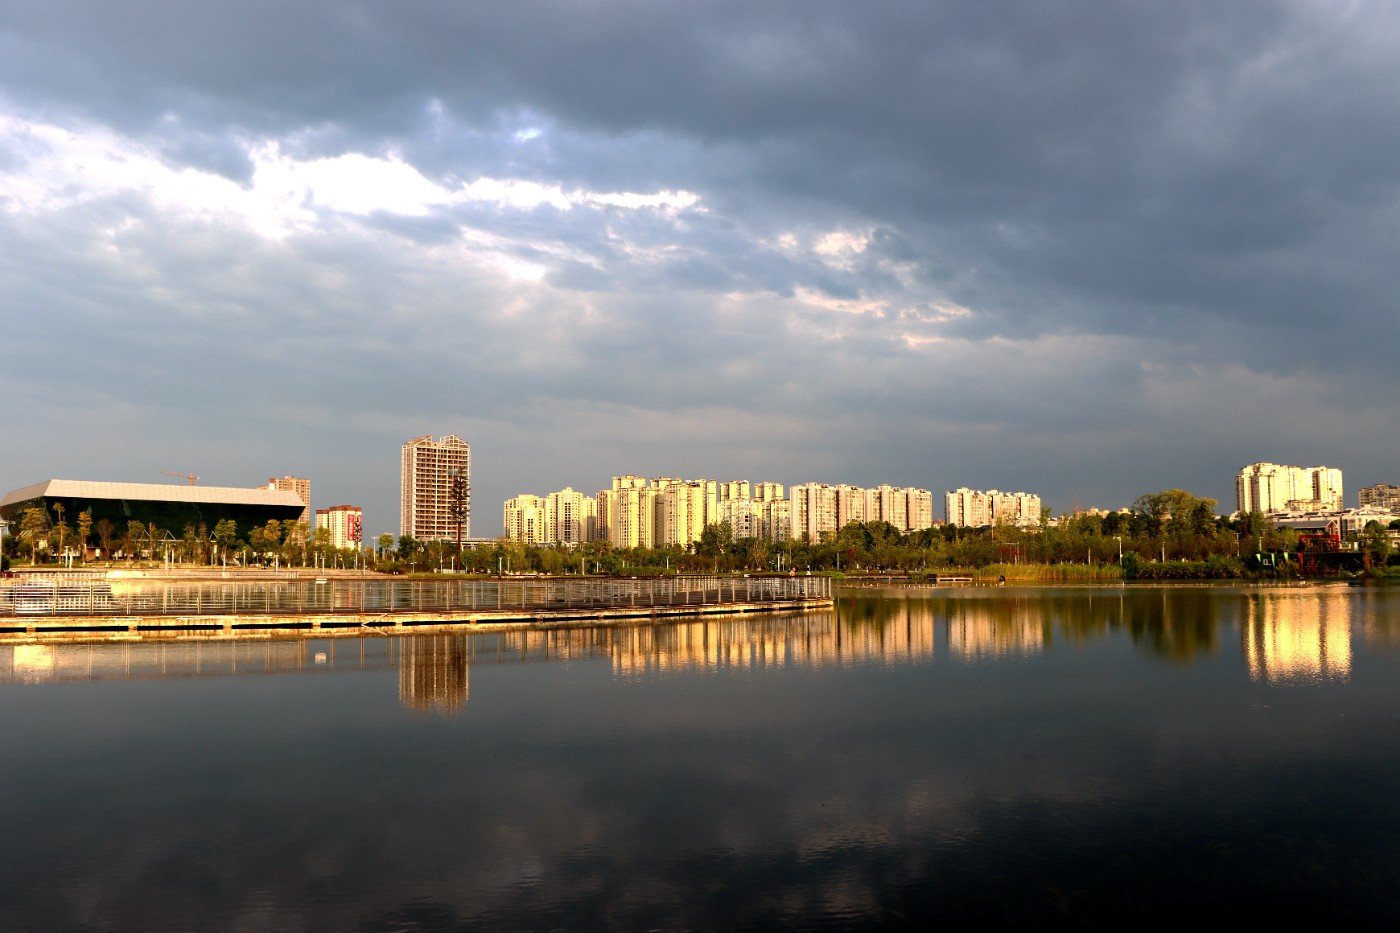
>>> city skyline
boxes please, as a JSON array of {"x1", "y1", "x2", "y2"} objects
[
  {"x1": 5, "y1": 453, "x2": 1395, "y2": 547},
  {"x1": 2, "y1": 4, "x2": 1398, "y2": 537}
]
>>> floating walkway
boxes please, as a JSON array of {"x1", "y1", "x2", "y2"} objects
[{"x1": 0, "y1": 573, "x2": 833, "y2": 643}]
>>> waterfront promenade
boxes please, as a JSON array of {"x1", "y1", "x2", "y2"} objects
[{"x1": 0, "y1": 572, "x2": 833, "y2": 643}]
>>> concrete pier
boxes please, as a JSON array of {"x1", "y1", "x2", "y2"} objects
[{"x1": 0, "y1": 596, "x2": 834, "y2": 644}]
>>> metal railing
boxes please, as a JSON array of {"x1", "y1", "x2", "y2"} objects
[{"x1": 0, "y1": 574, "x2": 831, "y2": 617}]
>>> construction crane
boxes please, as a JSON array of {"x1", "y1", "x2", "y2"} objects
[{"x1": 160, "y1": 471, "x2": 199, "y2": 485}]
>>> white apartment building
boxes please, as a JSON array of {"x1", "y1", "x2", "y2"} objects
[
  {"x1": 835, "y1": 484, "x2": 867, "y2": 528},
  {"x1": 504, "y1": 494, "x2": 547, "y2": 544},
  {"x1": 714, "y1": 482, "x2": 790, "y2": 541},
  {"x1": 791, "y1": 483, "x2": 839, "y2": 542},
  {"x1": 753, "y1": 482, "x2": 785, "y2": 502},
  {"x1": 1236, "y1": 462, "x2": 1344, "y2": 514},
  {"x1": 610, "y1": 475, "x2": 654, "y2": 549},
  {"x1": 945, "y1": 487, "x2": 991, "y2": 528},
  {"x1": 945, "y1": 488, "x2": 1042, "y2": 528},
  {"x1": 760, "y1": 499, "x2": 791, "y2": 541},
  {"x1": 314, "y1": 505, "x2": 363, "y2": 550},
  {"x1": 717, "y1": 498, "x2": 762, "y2": 539},
  {"x1": 400, "y1": 434, "x2": 470, "y2": 540},
  {"x1": 545, "y1": 488, "x2": 596, "y2": 545},
  {"x1": 906, "y1": 489, "x2": 935, "y2": 530},
  {"x1": 653, "y1": 477, "x2": 716, "y2": 548},
  {"x1": 990, "y1": 490, "x2": 1042, "y2": 527},
  {"x1": 717, "y1": 480, "x2": 751, "y2": 502}
]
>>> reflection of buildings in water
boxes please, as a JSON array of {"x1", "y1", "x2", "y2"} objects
[
  {"x1": 945, "y1": 599, "x2": 1044, "y2": 662},
  {"x1": 0, "y1": 639, "x2": 393, "y2": 684},
  {"x1": 398, "y1": 636, "x2": 471, "y2": 713},
  {"x1": 1243, "y1": 591, "x2": 1352, "y2": 684},
  {"x1": 492, "y1": 627, "x2": 615, "y2": 664},
  {"x1": 611, "y1": 609, "x2": 938, "y2": 677}
]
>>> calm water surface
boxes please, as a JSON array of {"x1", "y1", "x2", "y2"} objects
[{"x1": 3, "y1": 583, "x2": 1400, "y2": 929}]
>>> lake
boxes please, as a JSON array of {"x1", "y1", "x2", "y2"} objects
[{"x1": 2, "y1": 582, "x2": 1399, "y2": 929}]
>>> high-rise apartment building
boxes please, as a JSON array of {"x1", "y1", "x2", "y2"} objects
[
  {"x1": 314, "y1": 504, "x2": 362, "y2": 550},
  {"x1": 610, "y1": 475, "x2": 653, "y2": 549},
  {"x1": 717, "y1": 498, "x2": 762, "y2": 539},
  {"x1": 753, "y1": 482, "x2": 785, "y2": 502},
  {"x1": 717, "y1": 480, "x2": 751, "y2": 502},
  {"x1": 267, "y1": 476, "x2": 311, "y2": 525},
  {"x1": 906, "y1": 488, "x2": 935, "y2": 530},
  {"x1": 545, "y1": 488, "x2": 595, "y2": 545},
  {"x1": 400, "y1": 434, "x2": 471, "y2": 540},
  {"x1": 760, "y1": 498, "x2": 791, "y2": 541},
  {"x1": 945, "y1": 488, "x2": 1041, "y2": 528},
  {"x1": 791, "y1": 483, "x2": 838, "y2": 542},
  {"x1": 503, "y1": 494, "x2": 546, "y2": 544},
  {"x1": 652, "y1": 477, "x2": 716, "y2": 548},
  {"x1": 1236, "y1": 462, "x2": 1343, "y2": 514},
  {"x1": 945, "y1": 488, "x2": 991, "y2": 528}
]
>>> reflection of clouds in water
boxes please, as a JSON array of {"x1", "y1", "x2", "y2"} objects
[
  {"x1": 1, "y1": 589, "x2": 1396, "y2": 929},
  {"x1": 1244, "y1": 590, "x2": 1352, "y2": 684}
]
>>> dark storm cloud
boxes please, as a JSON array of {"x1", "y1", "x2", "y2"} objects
[{"x1": 1, "y1": 0, "x2": 1397, "y2": 523}]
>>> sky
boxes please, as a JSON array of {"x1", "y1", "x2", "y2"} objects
[{"x1": 2, "y1": 1, "x2": 1397, "y2": 537}]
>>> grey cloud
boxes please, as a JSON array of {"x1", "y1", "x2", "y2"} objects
[{"x1": 2, "y1": 1, "x2": 1398, "y2": 524}]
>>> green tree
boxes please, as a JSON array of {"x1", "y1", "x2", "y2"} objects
[
  {"x1": 125, "y1": 520, "x2": 147, "y2": 560},
  {"x1": 96, "y1": 518, "x2": 114, "y2": 558},
  {"x1": 147, "y1": 522, "x2": 161, "y2": 561},
  {"x1": 77, "y1": 510, "x2": 92, "y2": 561},
  {"x1": 1362, "y1": 521, "x2": 1393, "y2": 569},
  {"x1": 697, "y1": 521, "x2": 734, "y2": 560},
  {"x1": 213, "y1": 519, "x2": 239, "y2": 564},
  {"x1": 19, "y1": 507, "x2": 49, "y2": 563},
  {"x1": 51, "y1": 502, "x2": 67, "y2": 555}
]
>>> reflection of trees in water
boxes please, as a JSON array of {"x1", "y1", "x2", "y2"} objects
[
  {"x1": 399, "y1": 635, "x2": 470, "y2": 713},
  {"x1": 1121, "y1": 590, "x2": 1220, "y2": 664},
  {"x1": 840, "y1": 589, "x2": 1226, "y2": 664}
]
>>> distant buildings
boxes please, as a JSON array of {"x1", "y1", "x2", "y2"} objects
[
  {"x1": 502, "y1": 476, "x2": 797, "y2": 546},
  {"x1": 944, "y1": 488, "x2": 1042, "y2": 528},
  {"x1": 1236, "y1": 462, "x2": 1344, "y2": 515},
  {"x1": 400, "y1": 435, "x2": 470, "y2": 541},
  {"x1": 779, "y1": 482, "x2": 935, "y2": 542},
  {"x1": 1358, "y1": 484, "x2": 1400, "y2": 510},
  {"x1": 314, "y1": 505, "x2": 363, "y2": 550},
  {"x1": 266, "y1": 476, "x2": 311, "y2": 525}
]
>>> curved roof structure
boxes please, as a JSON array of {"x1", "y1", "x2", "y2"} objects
[{"x1": 0, "y1": 479, "x2": 306, "y2": 538}]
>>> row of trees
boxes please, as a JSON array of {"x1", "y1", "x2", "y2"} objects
[
  {"x1": 7, "y1": 489, "x2": 1396, "y2": 575},
  {"x1": 2, "y1": 509, "x2": 373, "y2": 569}
]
